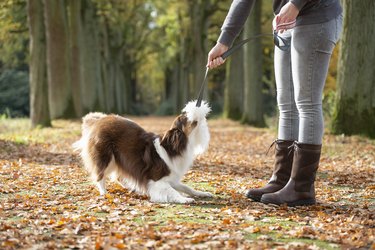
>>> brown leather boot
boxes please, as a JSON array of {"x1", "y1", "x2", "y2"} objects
[
  {"x1": 260, "y1": 142, "x2": 322, "y2": 206},
  {"x1": 246, "y1": 140, "x2": 294, "y2": 201}
]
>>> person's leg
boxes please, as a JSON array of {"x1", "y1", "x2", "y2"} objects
[
  {"x1": 247, "y1": 30, "x2": 297, "y2": 201},
  {"x1": 293, "y1": 14, "x2": 343, "y2": 145},
  {"x1": 261, "y1": 14, "x2": 343, "y2": 206},
  {"x1": 274, "y1": 30, "x2": 299, "y2": 141}
]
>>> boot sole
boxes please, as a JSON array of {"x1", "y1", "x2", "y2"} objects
[
  {"x1": 246, "y1": 193, "x2": 262, "y2": 202},
  {"x1": 261, "y1": 197, "x2": 316, "y2": 207}
]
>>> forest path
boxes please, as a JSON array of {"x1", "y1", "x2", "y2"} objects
[{"x1": 0, "y1": 117, "x2": 374, "y2": 249}]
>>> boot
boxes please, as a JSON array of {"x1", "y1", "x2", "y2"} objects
[
  {"x1": 246, "y1": 140, "x2": 294, "y2": 201},
  {"x1": 260, "y1": 142, "x2": 322, "y2": 206}
]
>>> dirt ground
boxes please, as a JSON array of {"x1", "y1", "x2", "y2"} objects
[{"x1": 0, "y1": 117, "x2": 374, "y2": 249}]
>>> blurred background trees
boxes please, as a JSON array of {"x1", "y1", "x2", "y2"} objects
[{"x1": 0, "y1": 0, "x2": 374, "y2": 137}]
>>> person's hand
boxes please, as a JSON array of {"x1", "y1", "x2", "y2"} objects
[
  {"x1": 207, "y1": 42, "x2": 229, "y2": 69},
  {"x1": 273, "y1": 2, "x2": 299, "y2": 33}
]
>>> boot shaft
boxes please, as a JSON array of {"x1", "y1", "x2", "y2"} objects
[
  {"x1": 269, "y1": 140, "x2": 294, "y2": 185},
  {"x1": 291, "y1": 142, "x2": 322, "y2": 192}
]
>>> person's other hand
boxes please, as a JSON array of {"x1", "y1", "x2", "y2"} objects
[
  {"x1": 207, "y1": 42, "x2": 229, "y2": 69},
  {"x1": 273, "y1": 2, "x2": 299, "y2": 33}
]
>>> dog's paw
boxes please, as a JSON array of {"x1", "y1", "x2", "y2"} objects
[
  {"x1": 150, "y1": 197, "x2": 195, "y2": 204},
  {"x1": 194, "y1": 191, "x2": 213, "y2": 198},
  {"x1": 177, "y1": 197, "x2": 195, "y2": 204}
]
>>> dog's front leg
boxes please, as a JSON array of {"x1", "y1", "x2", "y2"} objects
[
  {"x1": 148, "y1": 180, "x2": 195, "y2": 204},
  {"x1": 171, "y1": 182, "x2": 213, "y2": 198}
]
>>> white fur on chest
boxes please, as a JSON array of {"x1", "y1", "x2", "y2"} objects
[
  {"x1": 148, "y1": 100, "x2": 212, "y2": 203},
  {"x1": 153, "y1": 137, "x2": 195, "y2": 182}
]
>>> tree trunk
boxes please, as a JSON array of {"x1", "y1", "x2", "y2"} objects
[
  {"x1": 114, "y1": 50, "x2": 125, "y2": 114},
  {"x1": 43, "y1": 0, "x2": 75, "y2": 118},
  {"x1": 28, "y1": 0, "x2": 51, "y2": 127},
  {"x1": 241, "y1": 0, "x2": 265, "y2": 127},
  {"x1": 223, "y1": 44, "x2": 244, "y2": 120},
  {"x1": 100, "y1": 21, "x2": 114, "y2": 113},
  {"x1": 331, "y1": 0, "x2": 375, "y2": 138},
  {"x1": 162, "y1": 66, "x2": 179, "y2": 114},
  {"x1": 177, "y1": 11, "x2": 190, "y2": 111},
  {"x1": 189, "y1": 1, "x2": 209, "y2": 102},
  {"x1": 80, "y1": 0, "x2": 103, "y2": 113},
  {"x1": 67, "y1": 0, "x2": 83, "y2": 116}
]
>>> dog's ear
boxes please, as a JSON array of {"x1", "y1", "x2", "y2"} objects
[{"x1": 160, "y1": 128, "x2": 187, "y2": 157}]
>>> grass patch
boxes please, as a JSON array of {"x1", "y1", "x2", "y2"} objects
[
  {"x1": 0, "y1": 118, "x2": 81, "y2": 145},
  {"x1": 244, "y1": 231, "x2": 339, "y2": 250},
  {"x1": 184, "y1": 181, "x2": 216, "y2": 193},
  {"x1": 133, "y1": 204, "x2": 220, "y2": 226},
  {"x1": 252, "y1": 216, "x2": 300, "y2": 229},
  {"x1": 3, "y1": 216, "x2": 23, "y2": 223}
]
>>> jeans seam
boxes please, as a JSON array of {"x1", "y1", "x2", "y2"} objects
[
  {"x1": 289, "y1": 58, "x2": 294, "y2": 140},
  {"x1": 307, "y1": 24, "x2": 324, "y2": 144}
]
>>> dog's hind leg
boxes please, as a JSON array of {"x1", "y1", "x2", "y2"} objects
[
  {"x1": 90, "y1": 142, "x2": 112, "y2": 196},
  {"x1": 116, "y1": 177, "x2": 128, "y2": 189},
  {"x1": 171, "y1": 182, "x2": 213, "y2": 198},
  {"x1": 116, "y1": 177, "x2": 138, "y2": 193},
  {"x1": 97, "y1": 179, "x2": 106, "y2": 195}
]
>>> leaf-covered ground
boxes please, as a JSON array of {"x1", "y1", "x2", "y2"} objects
[{"x1": 0, "y1": 117, "x2": 374, "y2": 249}]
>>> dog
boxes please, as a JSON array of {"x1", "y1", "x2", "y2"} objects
[{"x1": 73, "y1": 100, "x2": 212, "y2": 203}]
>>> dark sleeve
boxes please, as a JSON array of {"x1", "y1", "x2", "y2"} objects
[
  {"x1": 218, "y1": 0, "x2": 256, "y2": 47},
  {"x1": 290, "y1": 0, "x2": 309, "y2": 10}
]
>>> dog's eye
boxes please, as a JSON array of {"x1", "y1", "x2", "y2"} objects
[{"x1": 180, "y1": 116, "x2": 187, "y2": 123}]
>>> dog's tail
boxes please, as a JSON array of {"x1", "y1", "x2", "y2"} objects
[
  {"x1": 81, "y1": 112, "x2": 107, "y2": 131},
  {"x1": 72, "y1": 112, "x2": 107, "y2": 152}
]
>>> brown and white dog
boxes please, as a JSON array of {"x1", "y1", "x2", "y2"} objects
[{"x1": 73, "y1": 100, "x2": 212, "y2": 203}]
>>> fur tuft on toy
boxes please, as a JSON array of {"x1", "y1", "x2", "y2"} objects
[
  {"x1": 182, "y1": 100, "x2": 211, "y2": 122},
  {"x1": 182, "y1": 100, "x2": 211, "y2": 156}
]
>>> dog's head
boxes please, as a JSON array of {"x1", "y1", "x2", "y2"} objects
[{"x1": 160, "y1": 113, "x2": 197, "y2": 157}]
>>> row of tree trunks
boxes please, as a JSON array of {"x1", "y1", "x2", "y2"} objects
[
  {"x1": 28, "y1": 0, "x2": 136, "y2": 127},
  {"x1": 223, "y1": 0, "x2": 265, "y2": 126},
  {"x1": 163, "y1": 0, "x2": 214, "y2": 113},
  {"x1": 27, "y1": 0, "x2": 374, "y2": 138}
]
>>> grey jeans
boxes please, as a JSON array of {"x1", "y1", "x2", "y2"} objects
[{"x1": 274, "y1": 14, "x2": 343, "y2": 145}]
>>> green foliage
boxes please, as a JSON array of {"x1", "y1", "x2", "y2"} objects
[
  {"x1": 0, "y1": 0, "x2": 29, "y2": 118},
  {"x1": 0, "y1": 69, "x2": 29, "y2": 117},
  {"x1": 0, "y1": 0, "x2": 28, "y2": 69},
  {"x1": 322, "y1": 90, "x2": 336, "y2": 122}
]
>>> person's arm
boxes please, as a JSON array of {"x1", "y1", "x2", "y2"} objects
[
  {"x1": 218, "y1": 0, "x2": 257, "y2": 47},
  {"x1": 289, "y1": 0, "x2": 309, "y2": 11},
  {"x1": 274, "y1": 1, "x2": 300, "y2": 33},
  {"x1": 207, "y1": 0, "x2": 256, "y2": 69}
]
